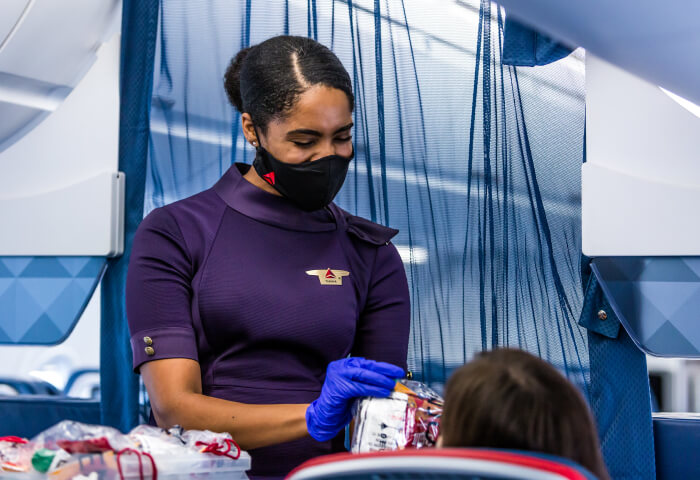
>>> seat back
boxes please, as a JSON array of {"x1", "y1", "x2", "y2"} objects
[
  {"x1": 0, "y1": 396, "x2": 100, "y2": 438},
  {"x1": 287, "y1": 449, "x2": 598, "y2": 480},
  {"x1": 653, "y1": 414, "x2": 700, "y2": 480}
]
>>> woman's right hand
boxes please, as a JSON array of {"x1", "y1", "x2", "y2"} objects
[{"x1": 305, "y1": 357, "x2": 405, "y2": 441}]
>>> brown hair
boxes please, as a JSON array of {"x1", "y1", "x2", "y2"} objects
[{"x1": 441, "y1": 348, "x2": 609, "y2": 480}]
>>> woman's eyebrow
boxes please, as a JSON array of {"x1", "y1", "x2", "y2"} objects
[
  {"x1": 286, "y1": 128, "x2": 321, "y2": 137},
  {"x1": 286, "y1": 122, "x2": 354, "y2": 137},
  {"x1": 333, "y1": 122, "x2": 354, "y2": 134}
]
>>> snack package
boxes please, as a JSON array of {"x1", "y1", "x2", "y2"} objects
[
  {"x1": 32, "y1": 421, "x2": 134, "y2": 453},
  {"x1": 0, "y1": 421, "x2": 249, "y2": 480},
  {"x1": 0, "y1": 437, "x2": 34, "y2": 473},
  {"x1": 350, "y1": 379, "x2": 442, "y2": 453}
]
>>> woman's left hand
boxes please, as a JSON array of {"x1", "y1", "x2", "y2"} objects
[{"x1": 306, "y1": 357, "x2": 405, "y2": 441}]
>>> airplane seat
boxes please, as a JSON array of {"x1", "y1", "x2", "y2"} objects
[
  {"x1": 286, "y1": 449, "x2": 599, "y2": 480},
  {"x1": 653, "y1": 414, "x2": 700, "y2": 479},
  {"x1": 589, "y1": 257, "x2": 700, "y2": 480},
  {"x1": 581, "y1": 46, "x2": 700, "y2": 479}
]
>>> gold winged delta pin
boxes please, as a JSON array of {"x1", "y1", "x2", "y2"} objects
[{"x1": 306, "y1": 268, "x2": 350, "y2": 286}]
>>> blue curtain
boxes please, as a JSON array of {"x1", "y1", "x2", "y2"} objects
[
  {"x1": 100, "y1": 0, "x2": 160, "y2": 432},
  {"x1": 147, "y1": 0, "x2": 588, "y2": 393}
]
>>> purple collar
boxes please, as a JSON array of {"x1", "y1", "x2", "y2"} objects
[{"x1": 212, "y1": 163, "x2": 337, "y2": 232}]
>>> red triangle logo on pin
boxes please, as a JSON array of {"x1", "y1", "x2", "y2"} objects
[
  {"x1": 325, "y1": 268, "x2": 336, "y2": 279},
  {"x1": 263, "y1": 172, "x2": 275, "y2": 185}
]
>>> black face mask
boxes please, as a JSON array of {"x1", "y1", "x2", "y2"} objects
[{"x1": 252, "y1": 141, "x2": 353, "y2": 212}]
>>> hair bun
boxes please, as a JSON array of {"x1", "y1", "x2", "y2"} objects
[{"x1": 224, "y1": 46, "x2": 252, "y2": 112}]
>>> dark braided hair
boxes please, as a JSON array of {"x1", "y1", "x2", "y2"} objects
[{"x1": 224, "y1": 35, "x2": 354, "y2": 133}]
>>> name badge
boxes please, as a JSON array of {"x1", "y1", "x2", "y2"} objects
[{"x1": 306, "y1": 268, "x2": 350, "y2": 286}]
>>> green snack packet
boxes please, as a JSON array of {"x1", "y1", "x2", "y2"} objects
[{"x1": 31, "y1": 448, "x2": 56, "y2": 473}]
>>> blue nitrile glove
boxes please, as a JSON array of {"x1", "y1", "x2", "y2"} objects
[{"x1": 306, "y1": 357, "x2": 405, "y2": 442}]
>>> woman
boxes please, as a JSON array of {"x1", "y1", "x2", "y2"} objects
[
  {"x1": 440, "y1": 348, "x2": 610, "y2": 480},
  {"x1": 126, "y1": 35, "x2": 410, "y2": 479}
]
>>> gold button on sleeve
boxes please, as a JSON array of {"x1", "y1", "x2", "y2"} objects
[
  {"x1": 143, "y1": 336, "x2": 153, "y2": 346},
  {"x1": 145, "y1": 346, "x2": 155, "y2": 356}
]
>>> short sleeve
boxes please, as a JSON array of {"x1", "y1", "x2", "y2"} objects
[
  {"x1": 126, "y1": 207, "x2": 199, "y2": 372},
  {"x1": 352, "y1": 242, "x2": 410, "y2": 371}
]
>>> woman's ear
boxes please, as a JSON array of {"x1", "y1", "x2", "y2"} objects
[{"x1": 240, "y1": 112, "x2": 258, "y2": 146}]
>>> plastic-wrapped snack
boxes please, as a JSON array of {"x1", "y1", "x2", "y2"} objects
[
  {"x1": 0, "y1": 421, "x2": 250, "y2": 480},
  {"x1": 32, "y1": 421, "x2": 134, "y2": 453},
  {"x1": 350, "y1": 379, "x2": 443, "y2": 453},
  {"x1": 127, "y1": 425, "x2": 189, "y2": 456},
  {"x1": 0, "y1": 436, "x2": 34, "y2": 473},
  {"x1": 182, "y1": 429, "x2": 241, "y2": 459}
]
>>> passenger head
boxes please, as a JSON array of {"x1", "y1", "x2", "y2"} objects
[
  {"x1": 224, "y1": 35, "x2": 354, "y2": 164},
  {"x1": 441, "y1": 348, "x2": 609, "y2": 480}
]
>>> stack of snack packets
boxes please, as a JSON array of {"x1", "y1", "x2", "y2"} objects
[{"x1": 351, "y1": 379, "x2": 442, "y2": 453}]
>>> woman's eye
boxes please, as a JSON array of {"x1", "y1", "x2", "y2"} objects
[{"x1": 292, "y1": 137, "x2": 351, "y2": 147}]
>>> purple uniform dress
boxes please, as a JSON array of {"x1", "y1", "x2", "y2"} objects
[{"x1": 126, "y1": 163, "x2": 410, "y2": 480}]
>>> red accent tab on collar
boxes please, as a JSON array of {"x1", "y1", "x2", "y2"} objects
[{"x1": 263, "y1": 172, "x2": 275, "y2": 185}]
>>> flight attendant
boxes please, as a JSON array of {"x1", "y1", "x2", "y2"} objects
[{"x1": 126, "y1": 35, "x2": 410, "y2": 479}]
